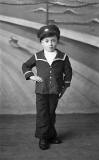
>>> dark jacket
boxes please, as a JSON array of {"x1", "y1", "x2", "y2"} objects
[{"x1": 22, "y1": 49, "x2": 72, "y2": 94}]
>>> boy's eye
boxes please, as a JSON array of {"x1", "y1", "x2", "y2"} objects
[
  {"x1": 45, "y1": 40, "x2": 49, "y2": 43},
  {"x1": 52, "y1": 39, "x2": 56, "y2": 42},
  {"x1": 45, "y1": 39, "x2": 56, "y2": 43}
]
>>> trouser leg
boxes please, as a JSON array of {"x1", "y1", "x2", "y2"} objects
[
  {"x1": 48, "y1": 94, "x2": 59, "y2": 139},
  {"x1": 35, "y1": 94, "x2": 50, "y2": 139}
]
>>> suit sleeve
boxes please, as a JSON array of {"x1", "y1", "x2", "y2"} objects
[
  {"x1": 22, "y1": 54, "x2": 36, "y2": 80},
  {"x1": 63, "y1": 55, "x2": 72, "y2": 88}
]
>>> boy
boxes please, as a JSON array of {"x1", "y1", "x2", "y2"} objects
[{"x1": 22, "y1": 24, "x2": 72, "y2": 150}]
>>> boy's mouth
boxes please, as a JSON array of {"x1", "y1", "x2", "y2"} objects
[{"x1": 49, "y1": 46, "x2": 53, "y2": 48}]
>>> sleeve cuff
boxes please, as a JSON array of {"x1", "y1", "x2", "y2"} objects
[
  {"x1": 24, "y1": 71, "x2": 34, "y2": 80},
  {"x1": 64, "y1": 81, "x2": 71, "y2": 83},
  {"x1": 64, "y1": 81, "x2": 71, "y2": 88}
]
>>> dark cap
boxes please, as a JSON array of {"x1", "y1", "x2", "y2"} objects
[{"x1": 37, "y1": 24, "x2": 60, "y2": 41}]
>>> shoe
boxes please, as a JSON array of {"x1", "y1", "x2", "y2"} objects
[
  {"x1": 39, "y1": 138, "x2": 49, "y2": 150},
  {"x1": 49, "y1": 137, "x2": 62, "y2": 144}
]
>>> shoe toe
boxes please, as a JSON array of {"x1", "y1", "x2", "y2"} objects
[
  {"x1": 49, "y1": 137, "x2": 62, "y2": 144},
  {"x1": 39, "y1": 139, "x2": 49, "y2": 150}
]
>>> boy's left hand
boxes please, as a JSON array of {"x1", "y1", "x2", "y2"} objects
[
  {"x1": 58, "y1": 87, "x2": 66, "y2": 99},
  {"x1": 58, "y1": 83, "x2": 70, "y2": 99}
]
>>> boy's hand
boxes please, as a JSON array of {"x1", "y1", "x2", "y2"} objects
[
  {"x1": 30, "y1": 76, "x2": 43, "y2": 82},
  {"x1": 58, "y1": 83, "x2": 70, "y2": 99},
  {"x1": 58, "y1": 86, "x2": 67, "y2": 99},
  {"x1": 58, "y1": 89, "x2": 65, "y2": 99}
]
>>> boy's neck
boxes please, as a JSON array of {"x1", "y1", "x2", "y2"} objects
[{"x1": 44, "y1": 49, "x2": 57, "y2": 53}]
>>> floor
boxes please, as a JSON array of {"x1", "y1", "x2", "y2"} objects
[{"x1": 0, "y1": 114, "x2": 99, "y2": 160}]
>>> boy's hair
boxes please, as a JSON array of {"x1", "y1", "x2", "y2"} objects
[{"x1": 37, "y1": 24, "x2": 60, "y2": 42}]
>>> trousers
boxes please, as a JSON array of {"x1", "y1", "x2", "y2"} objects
[{"x1": 35, "y1": 94, "x2": 59, "y2": 139}]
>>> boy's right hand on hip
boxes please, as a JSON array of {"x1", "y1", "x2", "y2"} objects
[{"x1": 30, "y1": 76, "x2": 43, "y2": 82}]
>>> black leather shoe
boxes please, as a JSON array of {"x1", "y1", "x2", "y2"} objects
[
  {"x1": 49, "y1": 137, "x2": 62, "y2": 144},
  {"x1": 39, "y1": 138, "x2": 49, "y2": 150}
]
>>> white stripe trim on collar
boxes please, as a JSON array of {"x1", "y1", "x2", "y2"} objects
[{"x1": 35, "y1": 52, "x2": 67, "y2": 61}]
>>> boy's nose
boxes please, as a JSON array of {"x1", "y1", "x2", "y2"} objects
[{"x1": 49, "y1": 41, "x2": 53, "y2": 45}]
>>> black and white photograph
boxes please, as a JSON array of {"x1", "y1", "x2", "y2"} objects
[{"x1": 0, "y1": 0, "x2": 99, "y2": 159}]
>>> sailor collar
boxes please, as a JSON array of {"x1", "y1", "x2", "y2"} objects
[{"x1": 35, "y1": 49, "x2": 67, "y2": 63}]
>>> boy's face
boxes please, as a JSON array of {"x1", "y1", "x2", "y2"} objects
[{"x1": 41, "y1": 36, "x2": 58, "y2": 52}]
